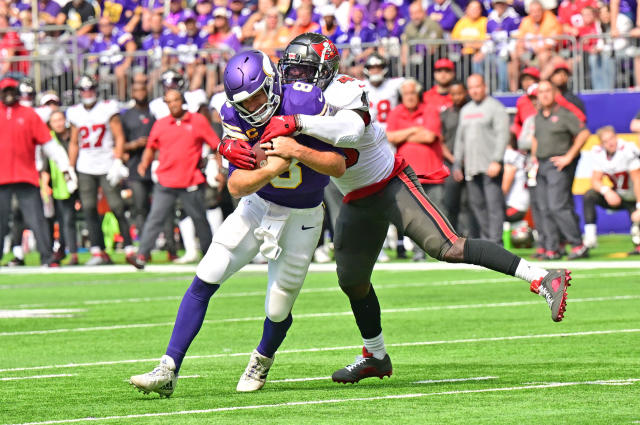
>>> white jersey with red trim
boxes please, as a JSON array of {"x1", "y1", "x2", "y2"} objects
[
  {"x1": 503, "y1": 148, "x2": 530, "y2": 212},
  {"x1": 362, "y1": 77, "x2": 404, "y2": 130},
  {"x1": 324, "y1": 74, "x2": 395, "y2": 195},
  {"x1": 149, "y1": 89, "x2": 208, "y2": 119},
  {"x1": 66, "y1": 100, "x2": 119, "y2": 175},
  {"x1": 592, "y1": 139, "x2": 640, "y2": 201}
]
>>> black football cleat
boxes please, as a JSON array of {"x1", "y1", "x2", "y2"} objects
[{"x1": 332, "y1": 347, "x2": 392, "y2": 384}]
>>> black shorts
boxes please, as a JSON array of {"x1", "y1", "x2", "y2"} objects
[{"x1": 334, "y1": 166, "x2": 459, "y2": 288}]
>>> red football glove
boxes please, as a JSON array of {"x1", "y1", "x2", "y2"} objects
[
  {"x1": 259, "y1": 115, "x2": 299, "y2": 144},
  {"x1": 218, "y1": 138, "x2": 256, "y2": 170}
]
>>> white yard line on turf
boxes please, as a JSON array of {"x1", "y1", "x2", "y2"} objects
[
  {"x1": 271, "y1": 376, "x2": 499, "y2": 384},
  {"x1": 2, "y1": 261, "x2": 640, "y2": 275},
  {"x1": 1, "y1": 328, "x2": 639, "y2": 374},
  {"x1": 4, "y1": 378, "x2": 639, "y2": 425},
  {"x1": 414, "y1": 376, "x2": 498, "y2": 384},
  {"x1": 270, "y1": 376, "x2": 331, "y2": 383},
  {"x1": 0, "y1": 374, "x2": 76, "y2": 381},
  {"x1": 3, "y1": 294, "x2": 639, "y2": 337},
  {"x1": 0, "y1": 309, "x2": 86, "y2": 319}
]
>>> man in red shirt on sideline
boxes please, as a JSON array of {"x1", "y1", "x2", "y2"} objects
[
  {"x1": 387, "y1": 78, "x2": 449, "y2": 260},
  {"x1": 422, "y1": 58, "x2": 455, "y2": 113},
  {"x1": 128, "y1": 88, "x2": 220, "y2": 269},
  {"x1": 0, "y1": 77, "x2": 76, "y2": 266}
]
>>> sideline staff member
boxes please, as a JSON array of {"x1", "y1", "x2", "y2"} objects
[
  {"x1": 0, "y1": 76, "x2": 77, "y2": 266},
  {"x1": 532, "y1": 80, "x2": 590, "y2": 260},
  {"x1": 128, "y1": 88, "x2": 220, "y2": 269}
]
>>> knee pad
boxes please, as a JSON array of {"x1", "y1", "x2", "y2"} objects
[
  {"x1": 265, "y1": 284, "x2": 297, "y2": 323},
  {"x1": 195, "y1": 241, "x2": 232, "y2": 284}
]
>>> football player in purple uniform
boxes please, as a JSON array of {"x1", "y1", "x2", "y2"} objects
[
  {"x1": 129, "y1": 50, "x2": 345, "y2": 396},
  {"x1": 222, "y1": 33, "x2": 573, "y2": 385}
]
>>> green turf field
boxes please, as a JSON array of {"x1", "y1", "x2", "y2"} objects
[{"x1": 1, "y1": 254, "x2": 639, "y2": 424}]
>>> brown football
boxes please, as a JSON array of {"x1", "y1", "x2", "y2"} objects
[{"x1": 252, "y1": 142, "x2": 268, "y2": 169}]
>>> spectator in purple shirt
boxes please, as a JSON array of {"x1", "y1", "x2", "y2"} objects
[
  {"x1": 285, "y1": 0, "x2": 322, "y2": 27},
  {"x1": 320, "y1": 4, "x2": 348, "y2": 46},
  {"x1": 194, "y1": 0, "x2": 213, "y2": 32},
  {"x1": 377, "y1": 2, "x2": 406, "y2": 60},
  {"x1": 228, "y1": 0, "x2": 251, "y2": 40},
  {"x1": 481, "y1": 0, "x2": 521, "y2": 92},
  {"x1": 427, "y1": 0, "x2": 464, "y2": 34},
  {"x1": 171, "y1": 10, "x2": 208, "y2": 90},
  {"x1": 342, "y1": 5, "x2": 377, "y2": 68},
  {"x1": 141, "y1": 12, "x2": 176, "y2": 79},
  {"x1": 141, "y1": 0, "x2": 164, "y2": 32},
  {"x1": 16, "y1": 0, "x2": 60, "y2": 25},
  {"x1": 89, "y1": 16, "x2": 136, "y2": 100},
  {"x1": 102, "y1": 0, "x2": 141, "y2": 33},
  {"x1": 164, "y1": 0, "x2": 186, "y2": 34},
  {"x1": 205, "y1": 7, "x2": 240, "y2": 96}
]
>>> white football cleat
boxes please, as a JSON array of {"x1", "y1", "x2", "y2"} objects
[
  {"x1": 173, "y1": 252, "x2": 198, "y2": 264},
  {"x1": 130, "y1": 355, "x2": 178, "y2": 397},
  {"x1": 236, "y1": 350, "x2": 274, "y2": 392}
]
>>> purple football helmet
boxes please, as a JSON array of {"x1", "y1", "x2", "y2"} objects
[{"x1": 223, "y1": 50, "x2": 281, "y2": 127}]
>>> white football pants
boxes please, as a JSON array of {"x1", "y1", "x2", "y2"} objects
[{"x1": 196, "y1": 193, "x2": 323, "y2": 322}]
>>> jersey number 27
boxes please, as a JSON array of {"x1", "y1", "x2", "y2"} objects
[{"x1": 78, "y1": 124, "x2": 106, "y2": 149}]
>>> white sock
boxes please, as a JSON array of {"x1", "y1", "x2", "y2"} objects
[
  {"x1": 178, "y1": 217, "x2": 197, "y2": 257},
  {"x1": 363, "y1": 333, "x2": 387, "y2": 360},
  {"x1": 584, "y1": 223, "x2": 597, "y2": 239},
  {"x1": 514, "y1": 259, "x2": 548, "y2": 283},
  {"x1": 12, "y1": 245, "x2": 24, "y2": 260},
  {"x1": 90, "y1": 246, "x2": 102, "y2": 256}
]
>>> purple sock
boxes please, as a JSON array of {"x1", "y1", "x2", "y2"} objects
[
  {"x1": 165, "y1": 276, "x2": 219, "y2": 373},
  {"x1": 256, "y1": 313, "x2": 293, "y2": 358}
]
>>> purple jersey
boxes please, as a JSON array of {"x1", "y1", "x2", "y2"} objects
[
  {"x1": 103, "y1": 0, "x2": 140, "y2": 29},
  {"x1": 486, "y1": 7, "x2": 521, "y2": 51},
  {"x1": 89, "y1": 27, "x2": 133, "y2": 67},
  {"x1": 166, "y1": 9, "x2": 185, "y2": 27},
  {"x1": 427, "y1": 0, "x2": 464, "y2": 32},
  {"x1": 619, "y1": 0, "x2": 638, "y2": 20},
  {"x1": 173, "y1": 30, "x2": 208, "y2": 64},
  {"x1": 376, "y1": 20, "x2": 405, "y2": 39},
  {"x1": 141, "y1": 0, "x2": 164, "y2": 11},
  {"x1": 197, "y1": 12, "x2": 213, "y2": 28},
  {"x1": 229, "y1": 9, "x2": 250, "y2": 29},
  {"x1": 223, "y1": 84, "x2": 342, "y2": 209},
  {"x1": 140, "y1": 29, "x2": 175, "y2": 68}
]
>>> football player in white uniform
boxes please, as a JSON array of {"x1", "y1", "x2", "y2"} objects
[
  {"x1": 362, "y1": 53, "x2": 403, "y2": 131},
  {"x1": 67, "y1": 75, "x2": 135, "y2": 265},
  {"x1": 582, "y1": 126, "x2": 640, "y2": 253},
  {"x1": 222, "y1": 33, "x2": 573, "y2": 384}
]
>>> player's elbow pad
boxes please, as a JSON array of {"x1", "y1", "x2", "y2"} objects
[{"x1": 298, "y1": 109, "x2": 365, "y2": 147}]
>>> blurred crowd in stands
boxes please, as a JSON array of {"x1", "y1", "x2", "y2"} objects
[{"x1": 3, "y1": 0, "x2": 640, "y2": 102}]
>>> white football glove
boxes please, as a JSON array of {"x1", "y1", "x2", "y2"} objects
[
  {"x1": 205, "y1": 156, "x2": 220, "y2": 188},
  {"x1": 64, "y1": 168, "x2": 78, "y2": 194},
  {"x1": 150, "y1": 160, "x2": 159, "y2": 184},
  {"x1": 106, "y1": 158, "x2": 128, "y2": 187}
]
